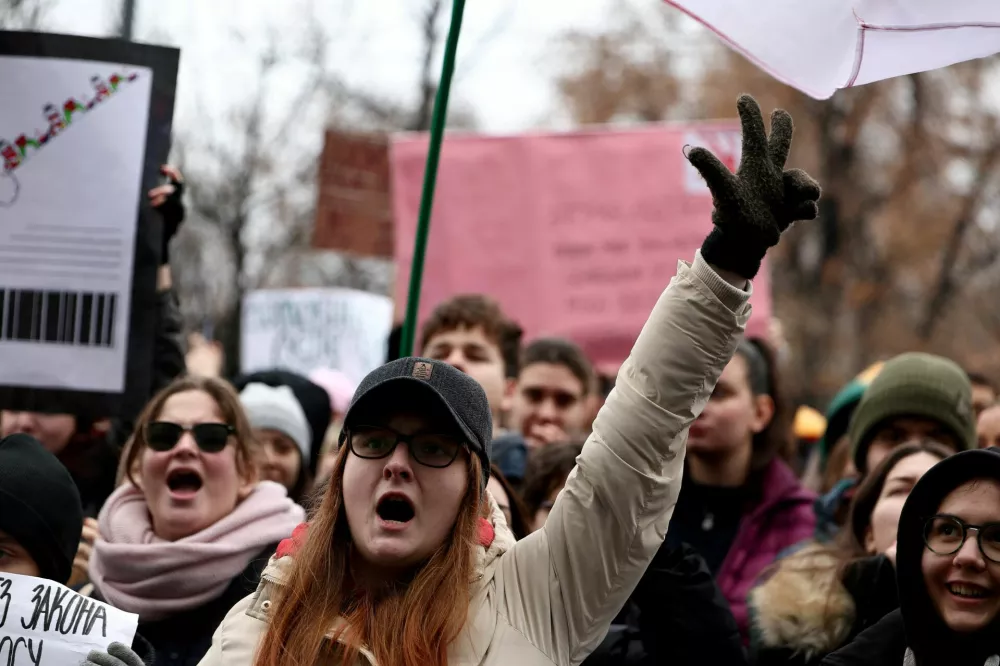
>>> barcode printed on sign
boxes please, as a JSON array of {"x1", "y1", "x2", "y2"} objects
[{"x1": 0, "y1": 288, "x2": 117, "y2": 348}]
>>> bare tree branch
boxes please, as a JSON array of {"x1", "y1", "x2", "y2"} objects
[
  {"x1": 919, "y1": 139, "x2": 1000, "y2": 339},
  {"x1": 453, "y1": 1, "x2": 518, "y2": 84},
  {"x1": 410, "y1": 0, "x2": 443, "y2": 132},
  {"x1": 172, "y1": 0, "x2": 484, "y2": 372}
]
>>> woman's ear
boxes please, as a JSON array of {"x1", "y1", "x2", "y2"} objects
[
  {"x1": 750, "y1": 394, "x2": 775, "y2": 434},
  {"x1": 237, "y1": 458, "x2": 259, "y2": 501},
  {"x1": 117, "y1": 438, "x2": 144, "y2": 490},
  {"x1": 238, "y1": 475, "x2": 257, "y2": 501}
]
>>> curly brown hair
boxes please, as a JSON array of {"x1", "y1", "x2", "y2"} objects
[{"x1": 420, "y1": 294, "x2": 523, "y2": 378}]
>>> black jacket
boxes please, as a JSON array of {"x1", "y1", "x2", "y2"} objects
[
  {"x1": 583, "y1": 543, "x2": 747, "y2": 666},
  {"x1": 96, "y1": 543, "x2": 277, "y2": 666},
  {"x1": 819, "y1": 609, "x2": 907, "y2": 666}
]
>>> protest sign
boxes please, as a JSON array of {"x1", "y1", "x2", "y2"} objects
[
  {"x1": 0, "y1": 571, "x2": 137, "y2": 665},
  {"x1": 390, "y1": 123, "x2": 771, "y2": 371},
  {"x1": 312, "y1": 132, "x2": 393, "y2": 258},
  {"x1": 664, "y1": 1, "x2": 1000, "y2": 99},
  {"x1": 242, "y1": 288, "x2": 393, "y2": 385},
  {"x1": 0, "y1": 32, "x2": 179, "y2": 421}
]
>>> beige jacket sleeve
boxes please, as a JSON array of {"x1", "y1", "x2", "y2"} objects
[
  {"x1": 497, "y1": 252, "x2": 751, "y2": 665},
  {"x1": 198, "y1": 593, "x2": 261, "y2": 666}
]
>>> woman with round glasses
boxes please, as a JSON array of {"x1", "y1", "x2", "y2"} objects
[
  {"x1": 86, "y1": 376, "x2": 305, "y2": 666},
  {"x1": 821, "y1": 448, "x2": 1000, "y2": 666}
]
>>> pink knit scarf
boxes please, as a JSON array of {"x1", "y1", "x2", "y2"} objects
[{"x1": 89, "y1": 481, "x2": 305, "y2": 622}]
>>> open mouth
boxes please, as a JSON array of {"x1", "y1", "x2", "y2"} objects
[
  {"x1": 948, "y1": 583, "x2": 991, "y2": 599},
  {"x1": 167, "y1": 469, "x2": 203, "y2": 495},
  {"x1": 376, "y1": 495, "x2": 415, "y2": 524}
]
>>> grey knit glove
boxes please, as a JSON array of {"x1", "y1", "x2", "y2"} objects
[
  {"x1": 687, "y1": 94, "x2": 821, "y2": 280},
  {"x1": 81, "y1": 642, "x2": 145, "y2": 666}
]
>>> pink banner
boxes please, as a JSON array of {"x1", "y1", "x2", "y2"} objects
[{"x1": 391, "y1": 123, "x2": 772, "y2": 372}]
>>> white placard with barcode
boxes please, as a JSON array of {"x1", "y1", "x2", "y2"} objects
[
  {"x1": 0, "y1": 55, "x2": 150, "y2": 392},
  {"x1": 242, "y1": 288, "x2": 394, "y2": 385}
]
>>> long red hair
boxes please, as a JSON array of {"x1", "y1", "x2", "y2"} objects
[{"x1": 253, "y1": 445, "x2": 484, "y2": 666}]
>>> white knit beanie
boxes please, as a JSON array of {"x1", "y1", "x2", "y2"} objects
[{"x1": 239, "y1": 383, "x2": 312, "y2": 460}]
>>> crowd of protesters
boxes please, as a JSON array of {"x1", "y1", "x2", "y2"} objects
[{"x1": 2, "y1": 95, "x2": 999, "y2": 666}]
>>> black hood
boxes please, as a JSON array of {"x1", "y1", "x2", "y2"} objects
[{"x1": 895, "y1": 447, "x2": 1000, "y2": 665}]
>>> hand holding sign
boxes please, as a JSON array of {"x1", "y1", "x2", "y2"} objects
[
  {"x1": 82, "y1": 643, "x2": 145, "y2": 666},
  {"x1": 148, "y1": 164, "x2": 185, "y2": 265},
  {"x1": 0, "y1": 572, "x2": 137, "y2": 666}
]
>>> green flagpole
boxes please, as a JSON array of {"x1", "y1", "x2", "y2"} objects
[{"x1": 399, "y1": 0, "x2": 468, "y2": 358}]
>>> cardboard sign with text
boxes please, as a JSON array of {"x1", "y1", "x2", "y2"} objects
[
  {"x1": 390, "y1": 123, "x2": 771, "y2": 371},
  {"x1": 241, "y1": 288, "x2": 394, "y2": 385},
  {"x1": 312, "y1": 131, "x2": 392, "y2": 258}
]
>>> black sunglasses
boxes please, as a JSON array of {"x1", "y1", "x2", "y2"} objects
[
  {"x1": 146, "y1": 421, "x2": 234, "y2": 453},
  {"x1": 347, "y1": 425, "x2": 465, "y2": 468}
]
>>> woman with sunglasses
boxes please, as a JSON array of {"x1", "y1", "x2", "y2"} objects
[
  {"x1": 821, "y1": 448, "x2": 1000, "y2": 666},
  {"x1": 86, "y1": 376, "x2": 305, "y2": 666}
]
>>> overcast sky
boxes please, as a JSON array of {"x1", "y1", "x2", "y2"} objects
[{"x1": 44, "y1": 0, "x2": 657, "y2": 134}]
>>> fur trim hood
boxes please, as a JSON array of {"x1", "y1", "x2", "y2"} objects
[{"x1": 751, "y1": 545, "x2": 855, "y2": 660}]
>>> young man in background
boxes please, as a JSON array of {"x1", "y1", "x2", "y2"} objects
[
  {"x1": 420, "y1": 294, "x2": 528, "y2": 483},
  {"x1": 509, "y1": 338, "x2": 595, "y2": 449}
]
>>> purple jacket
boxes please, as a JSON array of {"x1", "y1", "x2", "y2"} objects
[{"x1": 716, "y1": 458, "x2": 817, "y2": 643}]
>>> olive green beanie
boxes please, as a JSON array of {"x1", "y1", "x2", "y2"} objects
[{"x1": 849, "y1": 352, "x2": 974, "y2": 475}]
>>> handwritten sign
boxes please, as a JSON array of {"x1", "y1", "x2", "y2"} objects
[
  {"x1": 390, "y1": 122, "x2": 771, "y2": 372},
  {"x1": 241, "y1": 288, "x2": 393, "y2": 385},
  {"x1": 0, "y1": 572, "x2": 137, "y2": 665}
]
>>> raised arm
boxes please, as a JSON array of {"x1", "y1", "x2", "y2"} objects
[
  {"x1": 498, "y1": 95, "x2": 821, "y2": 665},
  {"x1": 149, "y1": 165, "x2": 187, "y2": 394}
]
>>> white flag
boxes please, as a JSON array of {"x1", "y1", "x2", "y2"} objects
[{"x1": 665, "y1": 0, "x2": 1000, "y2": 98}]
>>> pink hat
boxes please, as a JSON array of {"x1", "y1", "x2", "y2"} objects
[{"x1": 309, "y1": 368, "x2": 357, "y2": 415}]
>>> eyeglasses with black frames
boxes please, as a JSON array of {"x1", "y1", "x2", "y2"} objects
[
  {"x1": 346, "y1": 425, "x2": 466, "y2": 468},
  {"x1": 923, "y1": 514, "x2": 1000, "y2": 563}
]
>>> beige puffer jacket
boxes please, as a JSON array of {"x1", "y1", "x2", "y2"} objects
[{"x1": 198, "y1": 252, "x2": 751, "y2": 666}]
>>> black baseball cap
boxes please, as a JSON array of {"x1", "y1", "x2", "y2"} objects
[{"x1": 341, "y1": 357, "x2": 493, "y2": 487}]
